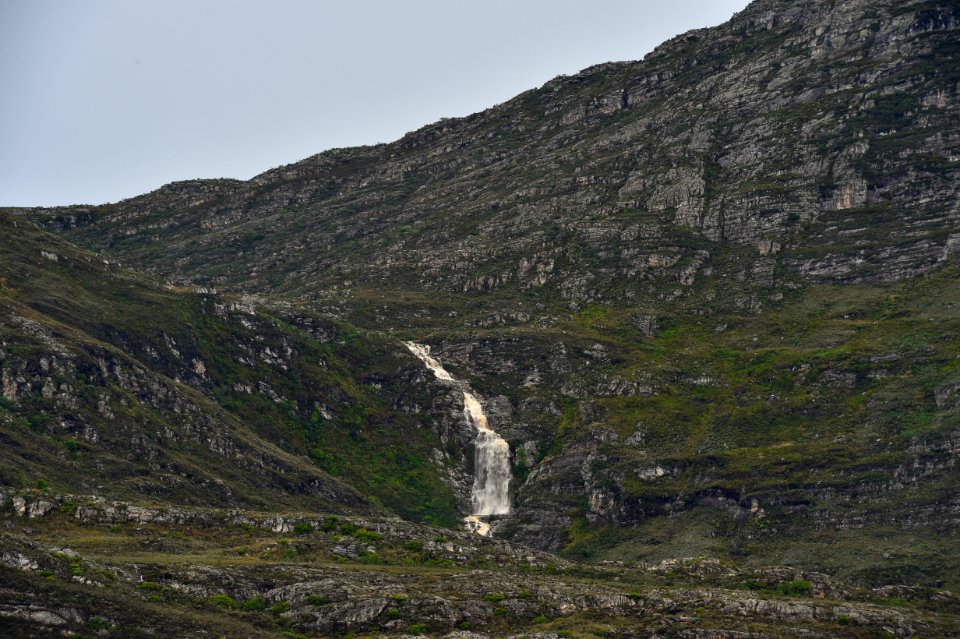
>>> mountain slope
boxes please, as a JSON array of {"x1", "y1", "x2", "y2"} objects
[
  {"x1": 20, "y1": 0, "x2": 960, "y2": 301},
  {"x1": 4, "y1": 0, "x2": 960, "y2": 592},
  {"x1": 0, "y1": 211, "x2": 473, "y2": 524}
]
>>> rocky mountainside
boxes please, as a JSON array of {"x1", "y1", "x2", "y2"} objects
[
  {"x1": 0, "y1": 211, "x2": 473, "y2": 525},
  {"x1": 26, "y1": 0, "x2": 960, "y2": 297},
  {"x1": 2, "y1": 0, "x2": 960, "y2": 636}
]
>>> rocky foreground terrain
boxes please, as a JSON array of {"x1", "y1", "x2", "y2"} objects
[
  {"x1": 2, "y1": 488, "x2": 958, "y2": 638},
  {"x1": 1, "y1": 0, "x2": 959, "y2": 636}
]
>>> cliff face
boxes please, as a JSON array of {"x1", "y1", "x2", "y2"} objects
[
  {"x1": 26, "y1": 0, "x2": 960, "y2": 296},
  {"x1": 4, "y1": 0, "x2": 960, "y2": 593}
]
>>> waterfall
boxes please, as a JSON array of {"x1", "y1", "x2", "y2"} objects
[{"x1": 404, "y1": 341, "x2": 511, "y2": 536}]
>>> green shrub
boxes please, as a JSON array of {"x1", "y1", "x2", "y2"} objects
[
  {"x1": 60, "y1": 501, "x2": 77, "y2": 515},
  {"x1": 87, "y1": 616, "x2": 109, "y2": 630},
  {"x1": 321, "y1": 515, "x2": 338, "y2": 532},
  {"x1": 387, "y1": 607, "x2": 400, "y2": 618},
  {"x1": 876, "y1": 597, "x2": 908, "y2": 607},
  {"x1": 242, "y1": 596, "x2": 267, "y2": 611},
  {"x1": 424, "y1": 558, "x2": 455, "y2": 568},
  {"x1": 271, "y1": 601, "x2": 291, "y2": 615},
  {"x1": 482, "y1": 593, "x2": 506, "y2": 602},
  {"x1": 35, "y1": 478, "x2": 48, "y2": 492},
  {"x1": 339, "y1": 522, "x2": 359, "y2": 535},
  {"x1": 407, "y1": 623, "x2": 427, "y2": 635},
  {"x1": 138, "y1": 581, "x2": 161, "y2": 591},
  {"x1": 532, "y1": 615, "x2": 549, "y2": 624},
  {"x1": 209, "y1": 594, "x2": 238, "y2": 609},
  {"x1": 27, "y1": 415, "x2": 48, "y2": 433},
  {"x1": 305, "y1": 594, "x2": 330, "y2": 606},
  {"x1": 293, "y1": 522, "x2": 313, "y2": 535},
  {"x1": 777, "y1": 580, "x2": 812, "y2": 597},
  {"x1": 402, "y1": 539, "x2": 424, "y2": 552},
  {"x1": 353, "y1": 528, "x2": 382, "y2": 542}
]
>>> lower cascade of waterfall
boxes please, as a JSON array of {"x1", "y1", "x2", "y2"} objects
[{"x1": 404, "y1": 342, "x2": 511, "y2": 536}]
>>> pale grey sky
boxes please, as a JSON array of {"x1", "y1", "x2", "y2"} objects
[{"x1": 0, "y1": 0, "x2": 750, "y2": 206}]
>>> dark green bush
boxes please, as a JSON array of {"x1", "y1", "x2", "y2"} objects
[
  {"x1": 353, "y1": 528, "x2": 382, "y2": 542},
  {"x1": 321, "y1": 515, "x2": 339, "y2": 532},
  {"x1": 778, "y1": 580, "x2": 813, "y2": 596},
  {"x1": 209, "y1": 594, "x2": 237, "y2": 609},
  {"x1": 242, "y1": 596, "x2": 267, "y2": 611},
  {"x1": 87, "y1": 616, "x2": 109, "y2": 630}
]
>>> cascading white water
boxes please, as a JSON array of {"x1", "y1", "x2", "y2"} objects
[
  {"x1": 404, "y1": 341, "x2": 511, "y2": 536},
  {"x1": 463, "y1": 393, "x2": 511, "y2": 515}
]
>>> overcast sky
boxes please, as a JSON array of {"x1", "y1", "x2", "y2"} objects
[{"x1": 0, "y1": 0, "x2": 750, "y2": 206}]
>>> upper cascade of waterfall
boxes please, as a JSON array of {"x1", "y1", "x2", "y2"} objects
[
  {"x1": 404, "y1": 341, "x2": 512, "y2": 534},
  {"x1": 403, "y1": 342, "x2": 455, "y2": 382}
]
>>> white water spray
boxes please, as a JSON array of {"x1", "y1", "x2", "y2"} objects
[{"x1": 404, "y1": 342, "x2": 511, "y2": 536}]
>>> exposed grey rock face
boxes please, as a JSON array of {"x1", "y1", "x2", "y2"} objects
[
  {"x1": 0, "y1": 550, "x2": 39, "y2": 571},
  {"x1": 17, "y1": 1, "x2": 959, "y2": 299},
  {"x1": 1, "y1": 0, "x2": 959, "y2": 599}
]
